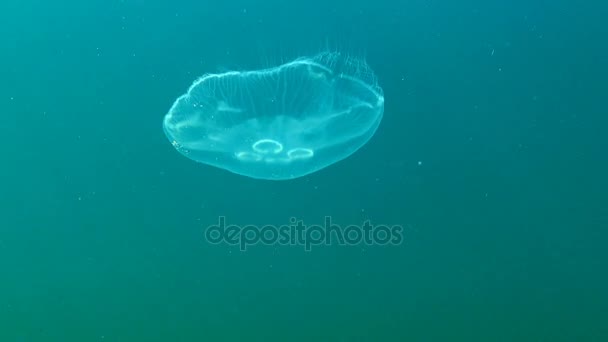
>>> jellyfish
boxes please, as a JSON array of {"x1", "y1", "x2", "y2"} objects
[{"x1": 163, "y1": 52, "x2": 384, "y2": 180}]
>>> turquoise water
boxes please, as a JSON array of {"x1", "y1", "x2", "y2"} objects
[{"x1": 1, "y1": 0, "x2": 607, "y2": 341}]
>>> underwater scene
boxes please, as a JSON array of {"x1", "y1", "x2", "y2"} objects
[{"x1": 1, "y1": 0, "x2": 607, "y2": 341}]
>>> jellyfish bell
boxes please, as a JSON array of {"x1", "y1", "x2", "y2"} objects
[{"x1": 163, "y1": 51, "x2": 384, "y2": 180}]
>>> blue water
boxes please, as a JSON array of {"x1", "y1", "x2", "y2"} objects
[{"x1": 1, "y1": 0, "x2": 607, "y2": 340}]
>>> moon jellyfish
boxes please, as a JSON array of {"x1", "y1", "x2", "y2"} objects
[{"x1": 163, "y1": 52, "x2": 384, "y2": 180}]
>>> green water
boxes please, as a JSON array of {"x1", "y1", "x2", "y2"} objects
[{"x1": 1, "y1": 0, "x2": 606, "y2": 341}]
